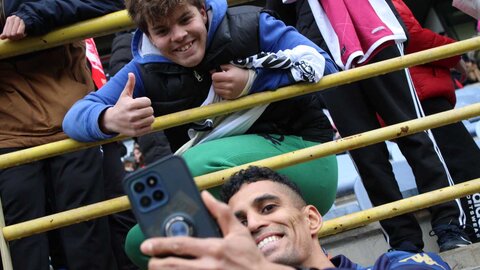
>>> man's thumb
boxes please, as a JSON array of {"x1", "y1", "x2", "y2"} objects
[
  {"x1": 201, "y1": 190, "x2": 239, "y2": 235},
  {"x1": 120, "y1": 73, "x2": 136, "y2": 98}
]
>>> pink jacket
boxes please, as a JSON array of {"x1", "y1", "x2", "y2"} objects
[{"x1": 307, "y1": 0, "x2": 407, "y2": 70}]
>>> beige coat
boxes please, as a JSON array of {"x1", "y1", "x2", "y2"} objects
[{"x1": 0, "y1": 41, "x2": 94, "y2": 148}]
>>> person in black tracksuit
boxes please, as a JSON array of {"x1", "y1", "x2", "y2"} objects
[{"x1": 266, "y1": 0, "x2": 471, "y2": 253}]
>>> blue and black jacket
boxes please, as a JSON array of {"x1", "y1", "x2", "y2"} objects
[
  {"x1": 63, "y1": 0, "x2": 338, "y2": 150},
  {"x1": 328, "y1": 251, "x2": 451, "y2": 270},
  {"x1": 1, "y1": 0, "x2": 124, "y2": 35}
]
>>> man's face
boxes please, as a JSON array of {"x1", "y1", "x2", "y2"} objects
[
  {"x1": 147, "y1": 3, "x2": 208, "y2": 67},
  {"x1": 228, "y1": 181, "x2": 316, "y2": 266}
]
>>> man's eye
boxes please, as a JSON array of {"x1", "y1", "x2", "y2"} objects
[
  {"x1": 262, "y1": 204, "x2": 276, "y2": 214},
  {"x1": 240, "y1": 219, "x2": 248, "y2": 226}
]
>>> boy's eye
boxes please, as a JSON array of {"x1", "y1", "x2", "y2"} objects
[
  {"x1": 180, "y1": 15, "x2": 192, "y2": 25},
  {"x1": 155, "y1": 29, "x2": 168, "y2": 36}
]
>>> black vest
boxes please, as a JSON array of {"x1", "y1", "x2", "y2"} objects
[{"x1": 138, "y1": 6, "x2": 333, "y2": 151}]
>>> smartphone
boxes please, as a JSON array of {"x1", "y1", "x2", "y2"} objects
[{"x1": 123, "y1": 155, "x2": 222, "y2": 239}]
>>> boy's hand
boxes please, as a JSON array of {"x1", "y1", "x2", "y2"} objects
[
  {"x1": 100, "y1": 73, "x2": 155, "y2": 137},
  {"x1": 211, "y1": 64, "x2": 249, "y2": 100},
  {"x1": 0, "y1": 15, "x2": 27, "y2": 40},
  {"x1": 140, "y1": 191, "x2": 291, "y2": 270}
]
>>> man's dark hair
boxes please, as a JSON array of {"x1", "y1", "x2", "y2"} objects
[{"x1": 220, "y1": 166, "x2": 305, "y2": 205}]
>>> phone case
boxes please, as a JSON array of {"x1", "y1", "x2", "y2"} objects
[{"x1": 123, "y1": 155, "x2": 221, "y2": 239}]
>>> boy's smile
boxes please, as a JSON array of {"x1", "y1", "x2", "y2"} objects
[{"x1": 147, "y1": 3, "x2": 208, "y2": 67}]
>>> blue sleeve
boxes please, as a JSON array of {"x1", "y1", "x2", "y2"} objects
[
  {"x1": 14, "y1": 0, "x2": 124, "y2": 35},
  {"x1": 250, "y1": 13, "x2": 337, "y2": 93},
  {"x1": 62, "y1": 61, "x2": 145, "y2": 142}
]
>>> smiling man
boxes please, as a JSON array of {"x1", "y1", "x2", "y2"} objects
[
  {"x1": 138, "y1": 166, "x2": 452, "y2": 270},
  {"x1": 223, "y1": 166, "x2": 328, "y2": 268}
]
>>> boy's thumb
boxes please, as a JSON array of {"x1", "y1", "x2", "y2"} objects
[{"x1": 120, "y1": 73, "x2": 136, "y2": 98}]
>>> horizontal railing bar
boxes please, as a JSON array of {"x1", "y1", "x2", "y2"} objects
[
  {"x1": 319, "y1": 178, "x2": 480, "y2": 237},
  {"x1": 1, "y1": 36, "x2": 480, "y2": 170},
  {"x1": 0, "y1": 0, "x2": 252, "y2": 60},
  {"x1": 3, "y1": 103, "x2": 480, "y2": 241}
]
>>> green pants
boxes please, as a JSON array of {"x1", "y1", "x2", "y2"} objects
[{"x1": 125, "y1": 134, "x2": 338, "y2": 269}]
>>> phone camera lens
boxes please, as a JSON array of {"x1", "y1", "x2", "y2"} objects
[
  {"x1": 147, "y1": 177, "x2": 157, "y2": 187},
  {"x1": 153, "y1": 190, "x2": 164, "y2": 201},
  {"x1": 133, "y1": 182, "x2": 145, "y2": 193},
  {"x1": 140, "y1": 196, "x2": 151, "y2": 207}
]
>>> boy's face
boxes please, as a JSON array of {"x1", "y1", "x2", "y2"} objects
[
  {"x1": 147, "y1": 3, "x2": 208, "y2": 67},
  {"x1": 228, "y1": 181, "x2": 319, "y2": 267}
]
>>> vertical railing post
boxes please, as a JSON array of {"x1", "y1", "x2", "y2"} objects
[{"x1": 0, "y1": 197, "x2": 13, "y2": 270}]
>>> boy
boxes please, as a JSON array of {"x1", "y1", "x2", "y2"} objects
[{"x1": 63, "y1": 0, "x2": 339, "y2": 213}]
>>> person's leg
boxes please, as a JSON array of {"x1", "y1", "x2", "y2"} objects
[
  {"x1": 49, "y1": 147, "x2": 118, "y2": 270},
  {"x1": 0, "y1": 148, "x2": 49, "y2": 270},
  {"x1": 183, "y1": 134, "x2": 338, "y2": 215},
  {"x1": 363, "y1": 45, "x2": 466, "y2": 248},
  {"x1": 421, "y1": 97, "x2": 480, "y2": 184},
  {"x1": 421, "y1": 97, "x2": 480, "y2": 244},
  {"x1": 125, "y1": 134, "x2": 338, "y2": 269},
  {"x1": 102, "y1": 142, "x2": 139, "y2": 270},
  {"x1": 366, "y1": 46, "x2": 463, "y2": 228},
  {"x1": 322, "y1": 82, "x2": 424, "y2": 251}
]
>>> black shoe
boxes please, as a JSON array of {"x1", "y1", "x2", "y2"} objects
[{"x1": 430, "y1": 224, "x2": 472, "y2": 252}]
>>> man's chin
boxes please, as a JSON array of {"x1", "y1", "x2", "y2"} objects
[
  {"x1": 265, "y1": 252, "x2": 300, "y2": 267},
  {"x1": 264, "y1": 251, "x2": 284, "y2": 264}
]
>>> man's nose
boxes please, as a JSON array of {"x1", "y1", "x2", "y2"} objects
[{"x1": 247, "y1": 213, "x2": 268, "y2": 233}]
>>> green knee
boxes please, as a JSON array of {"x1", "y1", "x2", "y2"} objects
[{"x1": 125, "y1": 224, "x2": 149, "y2": 270}]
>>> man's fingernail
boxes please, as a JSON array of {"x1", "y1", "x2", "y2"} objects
[{"x1": 142, "y1": 241, "x2": 153, "y2": 253}]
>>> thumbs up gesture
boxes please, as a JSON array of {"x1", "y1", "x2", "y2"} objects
[{"x1": 100, "y1": 73, "x2": 155, "y2": 137}]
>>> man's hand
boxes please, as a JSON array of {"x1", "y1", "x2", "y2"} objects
[
  {"x1": 454, "y1": 59, "x2": 468, "y2": 80},
  {"x1": 100, "y1": 73, "x2": 155, "y2": 137},
  {"x1": 211, "y1": 64, "x2": 250, "y2": 100},
  {"x1": 140, "y1": 191, "x2": 292, "y2": 270},
  {"x1": 0, "y1": 15, "x2": 27, "y2": 40}
]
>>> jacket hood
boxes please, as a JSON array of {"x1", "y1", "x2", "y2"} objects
[{"x1": 131, "y1": 0, "x2": 228, "y2": 64}]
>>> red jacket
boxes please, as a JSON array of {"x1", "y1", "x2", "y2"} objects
[{"x1": 392, "y1": 0, "x2": 459, "y2": 105}]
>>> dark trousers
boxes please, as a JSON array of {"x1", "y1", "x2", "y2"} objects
[
  {"x1": 322, "y1": 45, "x2": 463, "y2": 250},
  {"x1": 102, "y1": 142, "x2": 139, "y2": 270},
  {"x1": 0, "y1": 147, "x2": 117, "y2": 270},
  {"x1": 422, "y1": 97, "x2": 480, "y2": 184}
]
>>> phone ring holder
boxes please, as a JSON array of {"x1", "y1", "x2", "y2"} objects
[{"x1": 164, "y1": 215, "x2": 195, "y2": 237}]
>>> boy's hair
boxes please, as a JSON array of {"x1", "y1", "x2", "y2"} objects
[
  {"x1": 220, "y1": 166, "x2": 306, "y2": 206},
  {"x1": 125, "y1": 0, "x2": 205, "y2": 35}
]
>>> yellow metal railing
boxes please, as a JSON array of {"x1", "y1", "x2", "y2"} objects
[
  {"x1": 3, "y1": 102, "x2": 480, "y2": 241},
  {"x1": 0, "y1": 0, "x2": 251, "y2": 60},
  {"x1": 320, "y1": 178, "x2": 480, "y2": 237},
  {"x1": 2, "y1": 36, "x2": 480, "y2": 170}
]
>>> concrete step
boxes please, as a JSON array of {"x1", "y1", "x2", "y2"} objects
[{"x1": 321, "y1": 210, "x2": 480, "y2": 269}]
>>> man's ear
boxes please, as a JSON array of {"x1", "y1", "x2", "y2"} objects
[{"x1": 303, "y1": 205, "x2": 322, "y2": 237}]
